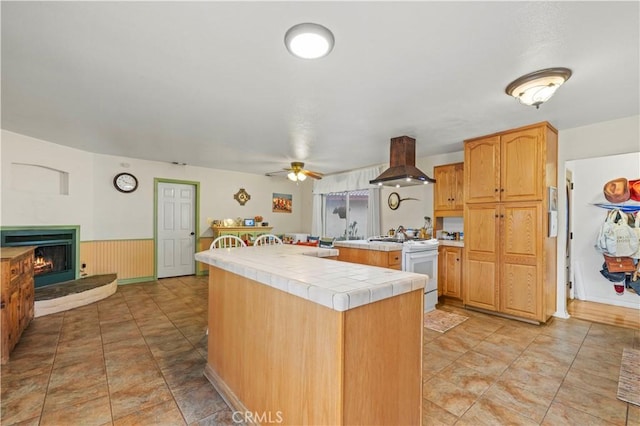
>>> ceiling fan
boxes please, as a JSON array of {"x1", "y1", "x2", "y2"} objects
[{"x1": 266, "y1": 161, "x2": 323, "y2": 181}]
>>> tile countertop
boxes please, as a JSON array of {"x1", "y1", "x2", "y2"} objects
[
  {"x1": 195, "y1": 245, "x2": 426, "y2": 312},
  {"x1": 438, "y1": 240, "x2": 464, "y2": 247},
  {"x1": 333, "y1": 240, "x2": 403, "y2": 251}
]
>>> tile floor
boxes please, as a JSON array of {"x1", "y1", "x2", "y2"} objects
[{"x1": 1, "y1": 275, "x2": 638, "y2": 425}]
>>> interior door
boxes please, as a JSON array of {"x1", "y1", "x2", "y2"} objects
[{"x1": 157, "y1": 181, "x2": 196, "y2": 278}]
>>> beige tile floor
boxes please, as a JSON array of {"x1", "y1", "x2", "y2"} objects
[{"x1": 1, "y1": 275, "x2": 638, "y2": 425}]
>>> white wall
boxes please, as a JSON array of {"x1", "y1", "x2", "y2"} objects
[
  {"x1": 379, "y1": 151, "x2": 464, "y2": 233},
  {"x1": 1, "y1": 130, "x2": 310, "y2": 241},
  {"x1": 557, "y1": 115, "x2": 640, "y2": 315},
  {"x1": 567, "y1": 152, "x2": 640, "y2": 309}
]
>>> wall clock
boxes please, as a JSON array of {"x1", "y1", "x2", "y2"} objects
[
  {"x1": 234, "y1": 188, "x2": 251, "y2": 205},
  {"x1": 388, "y1": 192, "x2": 419, "y2": 210},
  {"x1": 113, "y1": 172, "x2": 138, "y2": 193},
  {"x1": 388, "y1": 192, "x2": 401, "y2": 210}
]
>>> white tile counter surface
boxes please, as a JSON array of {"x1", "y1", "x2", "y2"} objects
[
  {"x1": 195, "y1": 245, "x2": 426, "y2": 312},
  {"x1": 437, "y1": 240, "x2": 464, "y2": 247},
  {"x1": 333, "y1": 240, "x2": 403, "y2": 251}
]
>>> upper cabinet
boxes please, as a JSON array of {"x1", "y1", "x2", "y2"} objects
[
  {"x1": 434, "y1": 162, "x2": 464, "y2": 216},
  {"x1": 465, "y1": 123, "x2": 554, "y2": 204}
]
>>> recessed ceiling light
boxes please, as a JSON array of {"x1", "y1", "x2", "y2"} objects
[
  {"x1": 284, "y1": 23, "x2": 335, "y2": 59},
  {"x1": 505, "y1": 67, "x2": 572, "y2": 109}
]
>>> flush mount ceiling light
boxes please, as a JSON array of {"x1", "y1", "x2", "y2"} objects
[
  {"x1": 505, "y1": 67, "x2": 572, "y2": 109},
  {"x1": 284, "y1": 23, "x2": 335, "y2": 59}
]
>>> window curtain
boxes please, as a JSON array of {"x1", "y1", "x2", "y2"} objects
[
  {"x1": 311, "y1": 193, "x2": 324, "y2": 238},
  {"x1": 312, "y1": 166, "x2": 384, "y2": 237},
  {"x1": 367, "y1": 188, "x2": 381, "y2": 237}
]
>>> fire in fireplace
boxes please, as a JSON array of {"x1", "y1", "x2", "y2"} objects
[{"x1": 1, "y1": 227, "x2": 78, "y2": 288}]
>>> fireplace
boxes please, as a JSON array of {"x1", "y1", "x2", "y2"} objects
[{"x1": 1, "y1": 227, "x2": 78, "y2": 288}]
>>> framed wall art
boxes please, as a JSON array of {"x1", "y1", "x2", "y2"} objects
[{"x1": 272, "y1": 193, "x2": 292, "y2": 213}]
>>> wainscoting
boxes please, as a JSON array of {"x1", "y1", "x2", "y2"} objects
[{"x1": 80, "y1": 239, "x2": 154, "y2": 283}]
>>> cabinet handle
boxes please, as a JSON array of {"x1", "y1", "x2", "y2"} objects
[
  {"x1": 495, "y1": 214, "x2": 499, "y2": 218},
  {"x1": 495, "y1": 188, "x2": 499, "y2": 192},
  {"x1": 500, "y1": 188, "x2": 505, "y2": 192},
  {"x1": 500, "y1": 214, "x2": 504, "y2": 218},
  {"x1": 0, "y1": 302, "x2": 5, "y2": 309}
]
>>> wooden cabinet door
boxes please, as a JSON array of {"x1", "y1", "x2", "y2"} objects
[
  {"x1": 500, "y1": 127, "x2": 544, "y2": 202},
  {"x1": 442, "y1": 246, "x2": 462, "y2": 299},
  {"x1": 1, "y1": 288, "x2": 20, "y2": 363},
  {"x1": 463, "y1": 204, "x2": 499, "y2": 310},
  {"x1": 500, "y1": 203, "x2": 542, "y2": 320},
  {"x1": 464, "y1": 136, "x2": 500, "y2": 204},
  {"x1": 452, "y1": 163, "x2": 464, "y2": 210},
  {"x1": 434, "y1": 166, "x2": 454, "y2": 210},
  {"x1": 437, "y1": 247, "x2": 445, "y2": 296}
]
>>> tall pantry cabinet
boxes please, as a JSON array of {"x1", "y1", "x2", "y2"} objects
[{"x1": 463, "y1": 122, "x2": 557, "y2": 323}]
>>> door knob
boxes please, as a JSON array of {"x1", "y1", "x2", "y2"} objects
[{"x1": 190, "y1": 232, "x2": 195, "y2": 236}]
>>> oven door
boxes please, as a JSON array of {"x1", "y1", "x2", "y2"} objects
[{"x1": 403, "y1": 249, "x2": 438, "y2": 293}]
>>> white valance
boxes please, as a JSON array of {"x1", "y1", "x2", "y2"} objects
[{"x1": 312, "y1": 165, "x2": 385, "y2": 194}]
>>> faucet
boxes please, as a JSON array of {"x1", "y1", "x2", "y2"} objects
[{"x1": 396, "y1": 226, "x2": 407, "y2": 240}]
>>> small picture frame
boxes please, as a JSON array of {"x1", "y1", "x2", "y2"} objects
[{"x1": 243, "y1": 218, "x2": 255, "y2": 227}]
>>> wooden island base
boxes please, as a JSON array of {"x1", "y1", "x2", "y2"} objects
[{"x1": 204, "y1": 266, "x2": 423, "y2": 425}]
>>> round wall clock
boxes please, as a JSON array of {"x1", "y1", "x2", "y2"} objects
[{"x1": 113, "y1": 172, "x2": 138, "y2": 193}]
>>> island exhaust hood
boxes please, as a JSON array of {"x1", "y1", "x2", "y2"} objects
[{"x1": 369, "y1": 136, "x2": 436, "y2": 187}]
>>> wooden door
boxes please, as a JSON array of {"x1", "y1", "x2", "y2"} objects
[
  {"x1": 452, "y1": 163, "x2": 464, "y2": 210},
  {"x1": 437, "y1": 247, "x2": 445, "y2": 296},
  {"x1": 443, "y1": 246, "x2": 462, "y2": 299},
  {"x1": 464, "y1": 136, "x2": 500, "y2": 203},
  {"x1": 500, "y1": 203, "x2": 542, "y2": 320},
  {"x1": 463, "y1": 204, "x2": 499, "y2": 310},
  {"x1": 157, "y1": 181, "x2": 197, "y2": 278},
  {"x1": 500, "y1": 127, "x2": 544, "y2": 202},
  {"x1": 434, "y1": 165, "x2": 455, "y2": 210}
]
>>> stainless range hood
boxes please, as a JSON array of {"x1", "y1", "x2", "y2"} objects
[{"x1": 369, "y1": 136, "x2": 436, "y2": 187}]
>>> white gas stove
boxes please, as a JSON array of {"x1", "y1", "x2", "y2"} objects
[{"x1": 401, "y1": 239, "x2": 439, "y2": 312}]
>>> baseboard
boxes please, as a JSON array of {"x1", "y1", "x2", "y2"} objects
[
  {"x1": 117, "y1": 276, "x2": 156, "y2": 285},
  {"x1": 203, "y1": 364, "x2": 256, "y2": 426}
]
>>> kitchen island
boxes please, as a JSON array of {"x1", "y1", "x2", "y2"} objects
[
  {"x1": 333, "y1": 239, "x2": 403, "y2": 269},
  {"x1": 195, "y1": 244, "x2": 426, "y2": 425}
]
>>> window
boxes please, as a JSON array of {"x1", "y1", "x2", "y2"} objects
[{"x1": 324, "y1": 190, "x2": 369, "y2": 240}]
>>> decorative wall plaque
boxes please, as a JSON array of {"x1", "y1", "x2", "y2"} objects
[{"x1": 234, "y1": 188, "x2": 251, "y2": 205}]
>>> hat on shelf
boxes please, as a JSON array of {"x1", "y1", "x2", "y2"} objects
[
  {"x1": 629, "y1": 179, "x2": 640, "y2": 202},
  {"x1": 603, "y1": 178, "x2": 630, "y2": 203}
]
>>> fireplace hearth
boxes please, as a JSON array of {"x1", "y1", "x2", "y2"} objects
[{"x1": 1, "y1": 227, "x2": 78, "y2": 288}]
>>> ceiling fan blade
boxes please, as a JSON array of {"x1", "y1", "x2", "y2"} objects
[{"x1": 302, "y1": 170, "x2": 323, "y2": 180}]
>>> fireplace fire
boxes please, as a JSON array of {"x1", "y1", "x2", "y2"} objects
[{"x1": 34, "y1": 255, "x2": 54, "y2": 275}]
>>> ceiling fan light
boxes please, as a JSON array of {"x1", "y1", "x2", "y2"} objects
[
  {"x1": 505, "y1": 67, "x2": 572, "y2": 108},
  {"x1": 285, "y1": 23, "x2": 335, "y2": 59},
  {"x1": 287, "y1": 172, "x2": 297, "y2": 181},
  {"x1": 297, "y1": 172, "x2": 307, "y2": 181}
]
